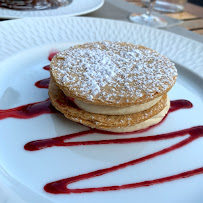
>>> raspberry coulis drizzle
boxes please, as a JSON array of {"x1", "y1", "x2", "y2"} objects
[
  {"x1": 43, "y1": 125, "x2": 203, "y2": 194},
  {"x1": 1, "y1": 52, "x2": 203, "y2": 195},
  {"x1": 35, "y1": 78, "x2": 50, "y2": 89},
  {"x1": 0, "y1": 99, "x2": 56, "y2": 120},
  {"x1": 43, "y1": 65, "x2": 50, "y2": 71}
]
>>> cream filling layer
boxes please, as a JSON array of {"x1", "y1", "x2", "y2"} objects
[
  {"x1": 74, "y1": 96, "x2": 162, "y2": 115},
  {"x1": 101, "y1": 97, "x2": 170, "y2": 132}
]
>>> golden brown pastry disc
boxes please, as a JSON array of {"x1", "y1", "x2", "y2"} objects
[{"x1": 50, "y1": 41, "x2": 177, "y2": 107}]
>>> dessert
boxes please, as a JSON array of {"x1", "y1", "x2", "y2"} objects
[{"x1": 49, "y1": 41, "x2": 177, "y2": 132}]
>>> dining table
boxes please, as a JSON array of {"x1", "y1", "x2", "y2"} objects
[
  {"x1": 127, "y1": 0, "x2": 203, "y2": 36},
  {"x1": 85, "y1": 0, "x2": 203, "y2": 43},
  {"x1": 0, "y1": 0, "x2": 202, "y2": 202}
]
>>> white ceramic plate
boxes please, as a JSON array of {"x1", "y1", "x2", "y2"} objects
[
  {"x1": 0, "y1": 0, "x2": 104, "y2": 19},
  {"x1": 0, "y1": 17, "x2": 203, "y2": 203}
]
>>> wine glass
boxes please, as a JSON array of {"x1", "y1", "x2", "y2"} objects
[{"x1": 129, "y1": 0, "x2": 168, "y2": 28}]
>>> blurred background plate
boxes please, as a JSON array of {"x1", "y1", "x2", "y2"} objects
[{"x1": 0, "y1": 0, "x2": 104, "y2": 19}]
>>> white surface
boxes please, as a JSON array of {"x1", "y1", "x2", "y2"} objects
[
  {"x1": 0, "y1": 0, "x2": 104, "y2": 19},
  {"x1": 0, "y1": 17, "x2": 202, "y2": 203}
]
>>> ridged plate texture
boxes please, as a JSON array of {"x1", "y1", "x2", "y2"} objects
[{"x1": 0, "y1": 16, "x2": 202, "y2": 77}]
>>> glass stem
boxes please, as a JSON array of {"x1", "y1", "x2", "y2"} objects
[{"x1": 146, "y1": 0, "x2": 155, "y2": 16}]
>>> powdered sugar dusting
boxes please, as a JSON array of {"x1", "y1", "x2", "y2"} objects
[{"x1": 51, "y1": 41, "x2": 177, "y2": 104}]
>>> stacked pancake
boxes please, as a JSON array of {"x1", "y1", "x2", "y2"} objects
[{"x1": 49, "y1": 41, "x2": 177, "y2": 132}]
